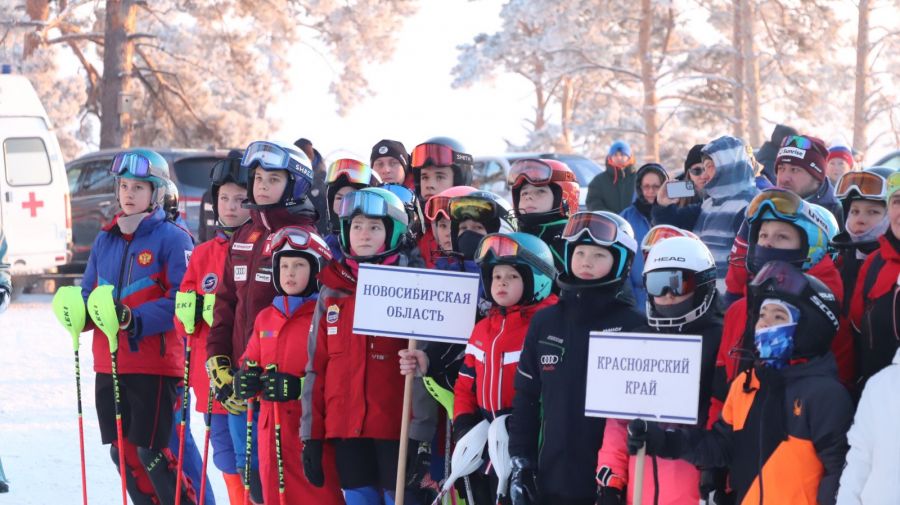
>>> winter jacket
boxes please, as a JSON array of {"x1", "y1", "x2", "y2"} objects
[
  {"x1": 675, "y1": 356, "x2": 852, "y2": 505},
  {"x1": 832, "y1": 233, "x2": 880, "y2": 317},
  {"x1": 586, "y1": 163, "x2": 638, "y2": 214},
  {"x1": 650, "y1": 201, "x2": 703, "y2": 231},
  {"x1": 301, "y1": 253, "x2": 423, "y2": 441},
  {"x1": 454, "y1": 296, "x2": 558, "y2": 422},
  {"x1": 849, "y1": 231, "x2": 900, "y2": 385},
  {"x1": 596, "y1": 309, "x2": 723, "y2": 505},
  {"x1": 711, "y1": 256, "x2": 855, "y2": 425},
  {"x1": 81, "y1": 208, "x2": 193, "y2": 377},
  {"x1": 519, "y1": 218, "x2": 568, "y2": 276},
  {"x1": 176, "y1": 231, "x2": 230, "y2": 414},
  {"x1": 756, "y1": 124, "x2": 798, "y2": 185},
  {"x1": 509, "y1": 286, "x2": 644, "y2": 501},
  {"x1": 207, "y1": 207, "x2": 316, "y2": 364},
  {"x1": 241, "y1": 295, "x2": 344, "y2": 505},
  {"x1": 836, "y1": 348, "x2": 900, "y2": 505},
  {"x1": 809, "y1": 178, "x2": 844, "y2": 229},
  {"x1": 309, "y1": 149, "x2": 331, "y2": 236},
  {"x1": 620, "y1": 204, "x2": 651, "y2": 312},
  {"x1": 417, "y1": 228, "x2": 439, "y2": 269}
]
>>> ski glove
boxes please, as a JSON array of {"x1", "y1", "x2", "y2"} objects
[
  {"x1": 626, "y1": 419, "x2": 667, "y2": 456},
  {"x1": 302, "y1": 439, "x2": 325, "y2": 487},
  {"x1": 260, "y1": 369, "x2": 303, "y2": 402},
  {"x1": 207, "y1": 355, "x2": 246, "y2": 415},
  {"x1": 234, "y1": 361, "x2": 263, "y2": 400},
  {"x1": 115, "y1": 303, "x2": 133, "y2": 332},
  {"x1": 595, "y1": 486, "x2": 625, "y2": 505},
  {"x1": 509, "y1": 456, "x2": 539, "y2": 505},
  {"x1": 405, "y1": 440, "x2": 432, "y2": 490}
]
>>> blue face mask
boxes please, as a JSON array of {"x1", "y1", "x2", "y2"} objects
[{"x1": 754, "y1": 323, "x2": 796, "y2": 369}]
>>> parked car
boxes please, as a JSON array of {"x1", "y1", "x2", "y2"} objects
[
  {"x1": 472, "y1": 152, "x2": 604, "y2": 208},
  {"x1": 64, "y1": 148, "x2": 231, "y2": 271},
  {"x1": 874, "y1": 150, "x2": 900, "y2": 169}
]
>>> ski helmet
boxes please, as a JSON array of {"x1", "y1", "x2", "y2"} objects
[
  {"x1": 746, "y1": 260, "x2": 840, "y2": 360},
  {"x1": 382, "y1": 183, "x2": 421, "y2": 238},
  {"x1": 474, "y1": 232, "x2": 557, "y2": 305},
  {"x1": 448, "y1": 191, "x2": 517, "y2": 258},
  {"x1": 508, "y1": 159, "x2": 579, "y2": 228},
  {"x1": 888, "y1": 170, "x2": 900, "y2": 202},
  {"x1": 424, "y1": 185, "x2": 478, "y2": 255},
  {"x1": 745, "y1": 189, "x2": 834, "y2": 274},
  {"x1": 109, "y1": 148, "x2": 172, "y2": 211},
  {"x1": 242, "y1": 140, "x2": 316, "y2": 216},
  {"x1": 643, "y1": 236, "x2": 717, "y2": 329},
  {"x1": 832, "y1": 167, "x2": 895, "y2": 251},
  {"x1": 410, "y1": 137, "x2": 474, "y2": 193},
  {"x1": 338, "y1": 187, "x2": 410, "y2": 261},
  {"x1": 162, "y1": 179, "x2": 179, "y2": 222},
  {"x1": 326, "y1": 158, "x2": 382, "y2": 233},
  {"x1": 640, "y1": 225, "x2": 699, "y2": 259},
  {"x1": 270, "y1": 226, "x2": 333, "y2": 297},
  {"x1": 210, "y1": 149, "x2": 251, "y2": 225},
  {"x1": 559, "y1": 211, "x2": 637, "y2": 288}
]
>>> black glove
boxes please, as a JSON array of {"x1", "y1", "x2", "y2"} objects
[
  {"x1": 406, "y1": 440, "x2": 431, "y2": 488},
  {"x1": 261, "y1": 370, "x2": 303, "y2": 402},
  {"x1": 233, "y1": 363, "x2": 263, "y2": 400},
  {"x1": 115, "y1": 302, "x2": 134, "y2": 331},
  {"x1": 302, "y1": 439, "x2": 324, "y2": 487},
  {"x1": 509, "y1": 457, "x2": 538, "y2": 505},
  {"x1": 452, "y1": 413, "x2": 480, "y2": 444},
  {"x1": 626, "y1": 419, "x2": 667, "y2": 456},
  {"x1": 595, "y1": 485, "x2": 624, "y2": 505},
  {"x1": 699, "y1": 467, "x2": 729, "y2": 505}
]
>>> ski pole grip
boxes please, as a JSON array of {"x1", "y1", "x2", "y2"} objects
[
  {"x1": 87, "y1": 285, "x2": 120, "y2": 353},
  {"x1": 175, "y1": 291, "x2": 198, "y2": 335},
  {"x1": 52, "y1": 286, "x2": 87, "y2": 350},
  {"x1": 202, "y1": 293, "x2": 216, "y2": 327}
]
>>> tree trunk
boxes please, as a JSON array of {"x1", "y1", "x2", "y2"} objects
[
  {"x1": 99, "y1": 0, "x2": 137, "y2": 149},
  {"x1": 559, "y1": 77, "x2": 575, "y2": 153},
  {"x1": 23, "y1": 0, "x2": 50, "y2": 59},
  {"x1": 741, "y1": 0, "x2": 762, "y2": 148},
  {"x1": 731, "y1": 0, "x2": 746, "y2": 140},
  {"x1": 852, "y1": 0, "x2": 870, "y2": 152},
  {"x1": 638, "y1": 0, "x2": 659, "y2": 162}
]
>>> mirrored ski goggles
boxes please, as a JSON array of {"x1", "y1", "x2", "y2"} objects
[
  {"x1": 411, "y1": 143, "x2": 473, "y2": 169},
  {"x1": 383, "y1": 184, "x2": 415, "y2": 206},
  {"x1": 242, "y1": 141, "x2": 297, "y2": 171},
  {"x1": 326, "y1": 158, "x2": 372, "y2": 185},
  {"x1": 780, "y1": 135, "x2": 813, "y2": 150},
  {"x1": 424, "y1": 195, "x2": 452, "y2": 222},
  {"x1": 270, "y1": 226, "x2": 314, "y2": 251},
  {"x1": 338, "y1": 190, "x2": 405, "y2": 222},
  {"x1": 888, "y1": 172, "x2": 900, "y2": 201},
  {"x1": 746, "y1": 189, "x2": 802, "y2": 222},
  {"x1": 641, "y1": 225, "x2": 696, "y2": 253},
  {"x1": 110, "y1": 152, "x2": 152, "y2": 177},
  {"x1": 644, "y1": 269, "x2": 712, "y2": 297},
  {"x1": 835, "y1": 171, "x2": 886, "y2": 199},
  {"x1": 749, "y1": 260, "x2": 808, "y2": 296},
  {"x1": 507, "y1": 159, "x2": 562, "y2": 186},
  {"x1": 562, "y1": 212, "x2": 618, "y2": 244},
  {"x1": 210, "y1": 157, "x2": 248, "y2": 186},
  {"x1": 449, "y1": 197, "x2": 497, "y2": 222},
  {"x1": 475, "y1": 234, "x2": 556, "y2": 277}
]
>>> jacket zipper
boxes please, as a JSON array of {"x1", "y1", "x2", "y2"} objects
[
  {"x1": 487, "y1": 319, "x2": 506, "y2": 417},
  {"x1": 115, "y1": 241, "x2": 133, "y2": 304}
]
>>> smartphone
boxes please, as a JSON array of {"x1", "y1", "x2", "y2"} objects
[{"x1": 666, "y1": 181, "x2": 696, "y2": 199}]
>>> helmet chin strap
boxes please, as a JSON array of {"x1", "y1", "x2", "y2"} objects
[{"x1": 647, "y1": 289, "x2": 715, "y2": 330}]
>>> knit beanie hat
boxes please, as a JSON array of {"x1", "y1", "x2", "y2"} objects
[
  {"x1": 775, "y1": 134, "x2": 828, "y2": 183},
  {"x1": 826, "y1": 145, "x2": 854, "y2": 168},
  {"x1": 370, "y1": 139, "x2": 409, "y2": 168},
  {"x1": 684, "y1": 144, "x2": 705, "y2": 172}
]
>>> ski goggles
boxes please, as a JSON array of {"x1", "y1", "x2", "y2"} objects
[
  {"x1": 641, "y1": 225, "x2": 696, "y2": 254},
  {"x1": 507, "y1": 159, "x2": 572, "y2": 187},
  {"x1": 241, "y1": 141, "x2": 301, "y2": 171},
  {"x1": 780, "y1": 135, "x2": 813, "y2": 150},
  {"x1": 746, "y1": 189, "x2": 802, "y2": 222},
  {"x1": 475, "y1": 234, "x2": 556, "y2": 278},
  {"x1": 326, "y1": 158, "x2": 373, "y2": 185},
  {"x1": 644, "y1": 269, "x2": 711, "y2": 297},
  {"x1": 835, "y1": 171, "x2": 887, "y2": 199},
  {"x1": 382, "y1": 184, "x2": 416, "y2": 207},
  {"x1": 450, "y1": 197, "x2": 499, "y2": 222},
  {"x1": 424, "y1": 195, "x2": 452, "y2": 222},
  {"x1": 110, "y1": 152, "x2": 152, "y2": 178},
  {"x1": 749, "y1": 260, "x2": 808, "y2": 296},
  {"x1": 888, "y1": 172, "x2": 900, "y2": 201},
  {"x1": 210, "y1": 157, "x2": 248, "y2": 186},
  {"x1": 561, "y1": 212, "x2": 619, "y2": 244},
  {"x1": 338, "y1": 190, "x2": 406, "y2": 222},
  {"x1": 411, "y1": 143, "x2": 473, "y2": 169},
  {"x1": 270, "y1": 226, "x2": 314, "y2": 252}
]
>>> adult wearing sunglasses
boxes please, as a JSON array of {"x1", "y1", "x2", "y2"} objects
[{"x1": 586, "y1": 140, "x2": 638, "y2": 214}]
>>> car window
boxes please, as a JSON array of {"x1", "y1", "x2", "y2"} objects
[
  {"x1": 66, "y1": 163, "x2": 83, "y2": 194},
  {"x1": 555, "y1": 155, "x2": 603, "y2": 186},
  {"x1": 4, "y1": 137, "x2": 52, "y2": 186},
  {"x1": 81, "y1": 159, "x2": 116, "y2": 195},
  {"x1": 174, "y1": 156, "x2": 222, "y2": 189}
]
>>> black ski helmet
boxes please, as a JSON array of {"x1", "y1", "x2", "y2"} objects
[{"x1": 410, "y1": 136, "x2": 474, "y2": 194}]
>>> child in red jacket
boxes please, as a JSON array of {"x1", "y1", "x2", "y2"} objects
[
  {"x1": 232, "y1": 226, "x2": 344, "y2": 505},
  {"x1": 453, "y1": 232, "x2": 558, "y2": 504}
]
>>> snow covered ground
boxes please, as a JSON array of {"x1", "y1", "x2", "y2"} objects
[{"x1": 0, "y1": 294, "x2": 227, "y2": 504}]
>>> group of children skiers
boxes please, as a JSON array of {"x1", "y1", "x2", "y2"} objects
[{"x1": 50, "y1": 133, "x2": 900, "y2": 505}]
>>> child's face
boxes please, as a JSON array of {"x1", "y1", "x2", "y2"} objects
[
  {"x1": 118, "y1": 178, "x2": 153, "y2": 215},
  {"x1": 434, "y1": 218, "x2": 452, "y2": 251},
  {"x1": 776, "y1": 163, "x2": 820, "y2": 198},
  {"x1": 755, "y1": 302, "x2": 791, "y2": 330},
  {"x1": 332, "y1": 186, "x2": 355, "y2": 215},
  {"x1": 490, "y1": 264, "x2": 524, "y2": 307},
  {"x1": 518, "y1": 183, "x2": 555, "y2": 214},
  {"x1": 419, "y1": 166, "x2": 454, "y2": 200},
  {"x1": 847, "y1": 199, "x2": 886, "y2": 235},
  {"x1": 253, "y1": 169, "x2": 288, "y2": 205},
  {"x1": 217, "y1": 182, "x2": 249, "y2": 227},
  {"x1": 571, "y1": 244, "x2": 614, "y2": 280},
  {"x1": 890, "y1": 193, "x2": 900, "y2": 238},
  {"x1": 757, "y1": 220, "x2": 802, "y2": 250},
  {"x1": 372, "y1": 157, "x2": 404, "y2": 184},
  {"x1": 349, "y1": 215, "x2": 387, "y2": 256},
  {"x1": 653, "y1": 291, "x2": 692, "y2": 306},
  {"x1": 279, "y1": 256, "x2": 311, "y2": 296},
  {"x1": 827, "y1": 158, "x2": 851, "y2": 184},
  {"x1": 458, "y1": 219, "x2": 487, "y2": 235}
]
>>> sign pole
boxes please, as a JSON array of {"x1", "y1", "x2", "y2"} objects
[
  {"x1": 394, "y1": 338, "x2": 417, "y2": 505},
  {"x1": 633, "y1": 445, "x2": 646, "y2": 504}
]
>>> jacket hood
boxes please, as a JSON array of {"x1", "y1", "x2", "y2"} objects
[
  {"x1": 634, "y1": 163, "x2": 668, "y2": 203},
  {"x1": 702, "y1": 136, "x2": 757, "y2": 201}
]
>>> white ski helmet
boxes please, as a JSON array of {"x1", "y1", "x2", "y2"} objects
[{"x1": 643, "y1": 236, "x2": 717, "y2": 329}]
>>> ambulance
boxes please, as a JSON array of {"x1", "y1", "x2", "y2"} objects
[{"x1": 0, "y1": 69, "x2": 72, "y2": 290}]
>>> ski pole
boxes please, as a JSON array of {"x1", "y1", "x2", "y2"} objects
[
  {"x1": 52, "y1": 286, "x2": 89, "y2": 505},
  {"x1": 174, "y1": 337, "x2": 192, "y2": 505},
  {"x1": 243, "y1": 397, "x2": 255, "y2": 505},
  {"x1": 266, "y1": 364, "x2": 288, "y2": 505},
  {"x1": 198, "y1": 386, "x2": 213, "y2": 505},
  {"x1": 87, "y1": 285, "x2": 128, "y2": 505}
]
